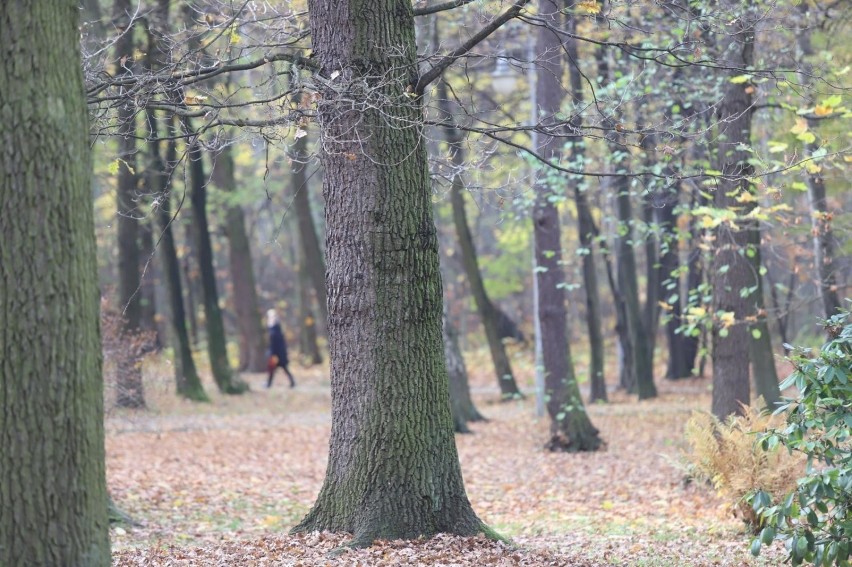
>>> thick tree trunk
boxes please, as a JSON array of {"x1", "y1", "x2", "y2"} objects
[
  {"x1": 144, "y1": 6, "x2": 209, "y2": 402},
  {"x1": 566, "y1": 16, "x2": 606, "y2": 403},
  {"x1": 711, "y1": 1, "x2": 756, "y2": 419},
  {"x1": 182, "y1": 224, "x2": 201, "y2": 347},
  {"x1": 186, "y1": 134, "x2": 248, "y2": 394},
  {"x1": 534, "y1": 1, "x2": 601, "y2": 451},
  {"x1": 0, "y1": 1, "x2": 110, "y2": 562},
  {"x1": 211, "y1": 143, "x2": 268, "y2": 372},
  {"x1": 443, "y1": 308, "x2": 486, "y2": 433},
  {"x1": 748, "y1": 227, "x2": 781, "y2": 408},
  {"x1": 113, "y1": 0, "x2": 145, "y2": 408},
  {"x1": 437, "y1": 82, "x2": 523, "y2": 399},
  {"x1": 292, "y1": 0, "x2": 486, "y2": 543}
]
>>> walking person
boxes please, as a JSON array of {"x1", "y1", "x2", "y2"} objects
[{"x1": 266, "y1": 309, "x2": 296, "y2": 388}]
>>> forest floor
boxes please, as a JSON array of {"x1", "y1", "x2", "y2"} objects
[{"x1": 108, "y1": 347, "x2": 790, "y2": 566}]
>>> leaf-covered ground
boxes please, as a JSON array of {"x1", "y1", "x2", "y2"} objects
[{"x1": 108, "y1": 353, "x2": 788, "y2": 565}]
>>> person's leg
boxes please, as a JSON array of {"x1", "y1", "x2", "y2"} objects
[
  {"x1": 266, "y1": 367, "x2": 275, "y2": 388},
  {"x1": 282, "y1": 364, "x2": 296, "y2": 388}
]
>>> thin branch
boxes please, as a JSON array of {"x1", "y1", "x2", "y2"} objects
[
  {"x1": 415, "y1": 0, "x2": 531, "y2": 94},
  {"x1": 413, "y1": 0, "x2": 477, "y2": 17}
]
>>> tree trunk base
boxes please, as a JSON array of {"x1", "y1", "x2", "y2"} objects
[{"x1": 545, "y1": 428, "x2": 603, "y2": 453}]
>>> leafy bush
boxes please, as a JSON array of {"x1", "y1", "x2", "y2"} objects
[
  {"x1": 749, "y1": 310, "x2": 852, "y2": 566},
  {"x1": 682, "y1": 403, "x2": 802, "y2": 527}
]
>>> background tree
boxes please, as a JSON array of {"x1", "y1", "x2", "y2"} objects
[{"x1": 0, "y1": 0, "x2": 110, "y2": 562}]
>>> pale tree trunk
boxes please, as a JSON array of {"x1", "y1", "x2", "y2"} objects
[
  {"x1": 0, "y1": 1, "x2": 110, "y2": 562},
  {"x1": 185, "y1": 132, "x2": 248, "y2": 394},
  {"x1": 292, "y1": 0, "x2": 486, "y2": 544},
  {"x1": 711, "y1": 0, "x2": 756, "y2": 419},
  {"x1": 144, "y1": 4, "x2": 209, "y2": 402},
  {"x1": 436, "y1": 81, "x2": 523, "y2": 400},
  {"x1": 565, "y1": 16, "x2": 606, "y2": 403},
  {"x1": 211, "y1": 142, "x2": 268, "y2": 372},
  {"x1": 114, "y1": 0, "x2": 145, "y2": 408},
  {"x1": 534, "y1": 1, "x2": 601, "y2": 451}
]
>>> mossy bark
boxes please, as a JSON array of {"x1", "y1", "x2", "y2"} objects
[
  {"x1": 711, "y1": 1, "x2": 756, "y2": 419},
  {"x1": 186, "y1": 135, "x2": 247, "y2": 394},
  {"x1": 533, "y1": 0, "x2": 602, "y2": 451},
  {"x1": 0, "y1": 1, "x2": 110, "y2": 563},
  {"x1": 292, "y1": 0, "x2": 485, "y2": 543}
]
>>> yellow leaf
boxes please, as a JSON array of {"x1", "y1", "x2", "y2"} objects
[
  {"x1": 805, "y1": 162, "x2": 822, "y2": 174},
  {"x1": 602, "y1": 500, "x2": 615, "y2": 510},
  {"x1": 184, "y1": 95, "x2": 208, "y2": 105},
  {"x1": 844, "y1": 155, "x2": 852, "y2": 163},
  {"x1": 734, "y1": 190, "x2": 758, "y2": 203},
  {"x1": 658, "y1": 301, "x2": 673, "y2": 312},
  {"x1": 789, "y1": 118, "x2": 808, "y2": 136},
  {"x1": 719, "y1": 312, "x2": 736, "y2": 327},
  {"x1": 577, "y1": 0, "x2": 601, "y2": 14},
  {"x1": 813, "y1": 105, "x2": 833, "y2": 117},
  {"x1": 688, "y1": 306, "x2": 707, "y2": 318}
]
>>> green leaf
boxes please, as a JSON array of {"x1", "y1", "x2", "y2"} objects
[
  {"x1": 752, "y1": 329, "x2": 762, "y2": 340},
  {"x1": 751, "y1": 538, "x2": 762, "y2": 557},
  {"x1": 730, "y1": 74, "x2": 752, "y2": 84}
]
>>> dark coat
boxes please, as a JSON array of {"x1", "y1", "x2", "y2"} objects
[{"x1": 268, "y1": 323, "x2": 289, "y2": 365}]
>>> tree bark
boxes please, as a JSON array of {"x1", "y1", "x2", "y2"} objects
[
  {"x1": 113, "y1": 0, "x2": 146, "y2": 408},
  {"x1": 711, "y1": 0, "x2": 756, "y2": 419},
  {"x1": 292, "y1": 0, "x2": 486, "y2": 544},
  {"x1": 596, "y1": 47, "x2": 656, "y2": 398},
  {"x1": 144, "y1": 4, "x2": 209, "y2": 402},
  {"x1": 0, "y1": 1, "x2": 110, "y2": 562},
  {"x1": 443, "y1": 308, "x2": 486, "y2": 433},
  {"x1": 534, "y1": 1, "x2": 602, "y2": 451},
  {"x1": 614, "y1": 174, "x2": 657, "y2": 399},
  {"x1": 748, "y1": 227, "x2": 781, "y2": 408},
  {"x1": 796, "y1": 4, "x2": 842, "y2": 319},
  {"x1": 566, "y1": 17, "x2": 606, "y2": 403},
  {"x1": 185, "y1": 132, "x2": 248, "y2": 394},
  {"x1": 211, "y1": 142, "x2": 268, "y2": 372},
  {"x1": 290, "y1": 131, "x2": 329, "y2": 332},
  {"x1": 437, "y1": 81, "x2": 523, "y2": 400}
]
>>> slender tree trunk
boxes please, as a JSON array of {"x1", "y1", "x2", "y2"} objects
[
  {"x1": 596, "y1": 48, "x2": 656, "y2": 399},
  {"x1": 290, "y1": 132, "x2": 329, "y2": 330},
  {"x1": 443, "y1": 308, "x2": 486, "y2": 433},
  {"x1": 144, "y1": 4, "x2": 209, "y2": 402},
  {"x1": 659, "y1": 185, "x2": 691, "y2": 379},
  {"x1": 711, "y1": 0, "x2": 756, "y2": 419},
  {"x1": 211, "y1": 143, "x2": 268, "y2": 372},
  {"x1": 185, "y1": 132, "x2": 248, "y2": 394},
  {"x1": 138, "y1": 220, "x2": 162, "y2": 350},
  {"x1": 797, "y1": 4, "x2": 842, "y2": 319},
  {"x1": 113, "y1": 0, "x2": 145, "y2": 408},
  {"x1": 748, "y1": 227, "x2": 781, "y2": 408},
  {"x1": 566, "y1": 16, "x2": 606, "y2": 403},
  {"x1": 437, "y1": 82, "x2": 523, "y2": 400},
  {"x1": 181, "y1": 228, "x2": 201, "y2": 347},
  {"x1": 0, "y1": 1, "x2": 110, "y2": 562},
  {"x1": 292, "y1": 0, "x2": 487, "y2": 543},
  {"x1": 297, "y1": 254, "x2": 323, "y2": 365},
  {"x1": 534, "y1": 1, "x2": 601, "y2": 451},
  {"x1": 613, "y1": 175, "x2": 657, "y2": 399}
]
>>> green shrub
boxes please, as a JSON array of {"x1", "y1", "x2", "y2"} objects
[{"x1": 749, "y1": 309, "x2": 852, "y2": 566}]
